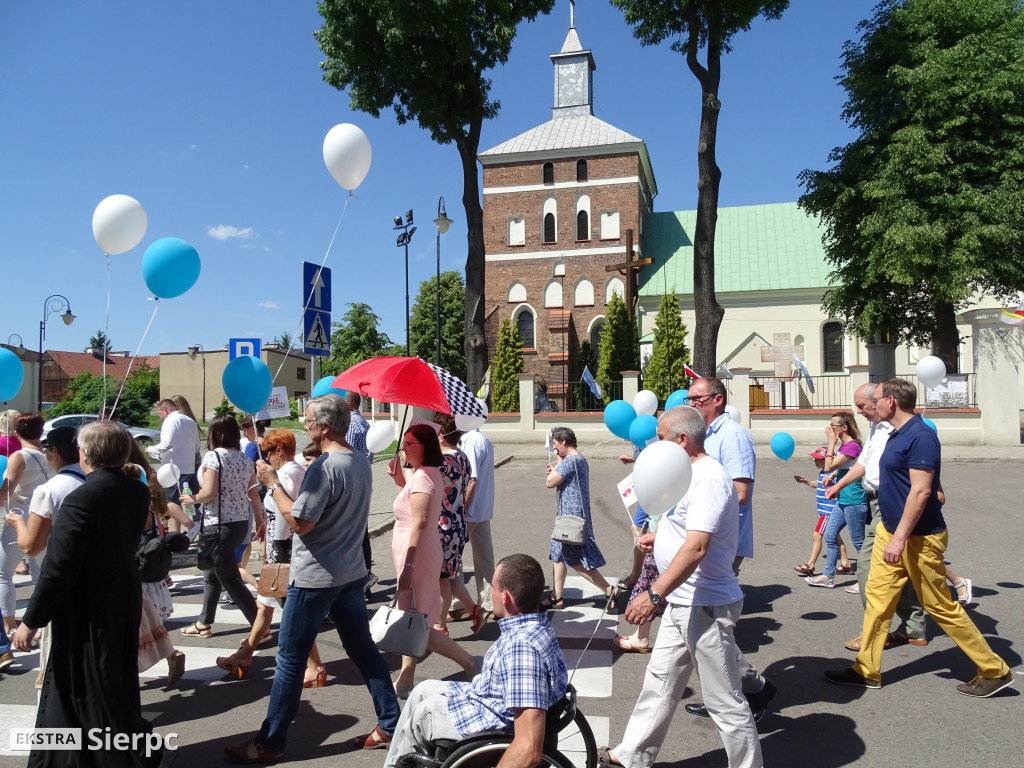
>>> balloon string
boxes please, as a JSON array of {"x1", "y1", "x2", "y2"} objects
[
  {"x1": 103, "y1": 253, "x2": 111, "y2": 413},
  {"x1": 110, "y1": 299, "x2": 160, "y2": 417},
  {"x1": 273, "y1": 197, "x2": 351, "y2": 385}
]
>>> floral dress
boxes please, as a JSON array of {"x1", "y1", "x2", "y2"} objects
[
  {"x1": 548, "y1": 453, "x2": 606, "y2": 570},
  {"x1": 438, "y1": 448, "x2": 471, "y2": 578}
]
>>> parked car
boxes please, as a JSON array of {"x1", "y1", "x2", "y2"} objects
[{"x1": 42, "y1": 414, "x2": 160, "y2": 448}]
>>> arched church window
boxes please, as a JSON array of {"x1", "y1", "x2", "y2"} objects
[
  {"x1": 507, "y1": 282, "x2": 527, "y2": 303},
  {"x1": 544, "y1": 214, "x2": 556, "y2": 243},
  {"x1": 591, "y1": 320, "x2": 605, "y2": 356},
  {"x1": 516, "y1": 309, "x2": 535, "y2": 349},
  {"x1": 543, "y1": 162, "x2": 554, "y2": 185},
  {"x1": 577, "y1": 159, "x2": 588, "y2": 182},
  {"x1": 575, "y1": 194, "x2": 591, "y2": 241},
  {"x1": 544, "y1": 280, "x2": 563, "y2": 308},
  {"x1": 574, "y1": 279, "x2": 594, "y2": 306},
  {"x1": 823, "y1": 322, "x2": 844, "y2": 373},
  {"x1": 605, "y1": 277, "x2": 624, "y2": 303}
]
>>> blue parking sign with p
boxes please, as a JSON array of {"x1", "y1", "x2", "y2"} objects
[{"x1": 229, "y1": 338, "x2": 261, "y2": 360}]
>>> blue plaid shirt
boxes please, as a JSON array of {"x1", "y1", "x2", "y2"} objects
[
  {"x1": 346, "y1": 411, "x2": 373, "y2": 464},
  {"x1": 445, "y1": 612, "x2": 567, "y2": 735}
]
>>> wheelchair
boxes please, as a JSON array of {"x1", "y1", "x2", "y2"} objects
[{"x1": 398, "y1": 683, "x2": 597, "y2": 768}]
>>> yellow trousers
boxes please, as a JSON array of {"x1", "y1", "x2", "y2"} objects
[{"x1": 852, "y1": 523, "x2": 1009, "y2": 682}]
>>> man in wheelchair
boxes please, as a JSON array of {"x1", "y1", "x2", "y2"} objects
[{"x1": 384, "y1": 554, "x2": 568, "y2": 768}]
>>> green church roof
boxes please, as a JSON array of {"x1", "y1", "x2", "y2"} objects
[{"x1": 639, "y1": 202, "x2": 835, "y2": 297}]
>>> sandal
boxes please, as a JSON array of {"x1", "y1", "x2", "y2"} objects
[
  {"x1": 597, "y1": 746, "x2": 623, "y2": 767},
  {"x1": 303, "y1": 666, "x2": 327, "y2": 688},
  {"x1": 240, "y1": 631, "x2": 271, "y2": 648},
  {"x1": 167, "y1": 651, "x2": 186, "y2": 685},
  {"x1": 540, "y1": 592, "x2": 564, "y2": 610},
  {"x1": 446, "y1": 607, "x2": 470, "y2": 622},
  {"x1": 794, "y1": 564, "x2": 814, "y2": 576},
  {"x1": 806, "y1": 575, "x2": 835, "y2": 589},
  {"x1": 354, "y1": 725, "x2": 392, "y2": 750},
  {"x1": 612, "y1": 635, "x2": 651, "y2": 654},
  {"x1": 470, "y1": 604, "x2": 488, "y2": 633},
  {"x1": 180, "y1": 622, "x2": 212, "y2": 638},
  {"x1": 617, "y1": 576, "x2": 638, "y2": 592},
  {"x1": 836, "y1": 564, "x2": 855, "y2": 575},
  {"x1": 953, "y1": 578, "x2": 973, "y2": 605},
  {"x1": 216, "y1": 654, "x2": 252, "y2": 680},
  {"x1": 224, "y1": 736, "x2": 284, "y2": 764}
]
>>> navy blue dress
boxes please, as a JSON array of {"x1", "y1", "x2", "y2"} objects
[{"x1": 549, "y1": 453, "x2": 606, "y2": 569}]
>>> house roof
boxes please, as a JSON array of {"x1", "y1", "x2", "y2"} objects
[
  {"x1": 45, "y1": 350, "x2": 160, "y2": 379},
  {"x1": 479, "y1": 114, "x2": 644, "y2": 158},
  {"x1": 639, "y1": 202, "x2": 835, "y2": 297}
]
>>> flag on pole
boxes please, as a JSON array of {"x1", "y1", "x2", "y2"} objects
[
  {"x1": 545, "y1": 429, "x2": 553, "y2": 452},
  {"x1": 1000, "y1": 302, "x2": 1024, "y2": 325},
  {"x1": 476, "y1": 366, "x2": 491, "y2": 399},
  {"x1": 581, "y1": 365, "x2": 602, "y2": 398},
  {"x1": 683, "y1": 363, "x2": 701, "y2": 380}
]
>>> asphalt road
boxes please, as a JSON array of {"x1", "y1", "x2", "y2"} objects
[{"x1": 2, "y1": 445, "x2": 1021, "y2": 767}]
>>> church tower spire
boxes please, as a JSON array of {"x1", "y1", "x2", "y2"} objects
[{"x1": 550, "y1": 5, "x2": 595, "y2": 118}]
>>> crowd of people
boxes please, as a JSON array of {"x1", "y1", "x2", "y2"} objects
[{"x1": 0, "y1": 376, "x2": 1014, "y2": 768}]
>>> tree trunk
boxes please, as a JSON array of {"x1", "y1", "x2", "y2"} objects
[
  {"x1": 457, "y1": 133, "x2": 487, "y2": 393},
  {"x1": 687, "y1": 14, "x2": 725, "y2": 378},
  {"x1": 931, "y1": 300, "x2": 961, "y2": 374}
]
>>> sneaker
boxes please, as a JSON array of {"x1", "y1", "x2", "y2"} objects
[
  {"x1": 685, "y1": 679, "x2": 777, "y2": 723},
  {"x1": 845, "y1": 584, "x2": 860, "y2": 594},
  {"x1": 0, "y1": 650, "x2": 14, "y2": 672},
  {"x1": 956, "y1": 671, "x2": 1015, "y2": 698},
  {"x1": 824, "y1": 667, "x2": 881, "y2": 689},
  {"x1": 888, "y1": 631, "x2": 927, "y2": 647}
]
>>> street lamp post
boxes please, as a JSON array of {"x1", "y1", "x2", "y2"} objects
[
  {"x1": 188, "y1": 344, "x2": 206, "y2": 422},
  {"x1": 394, "y1": 210, "x2": 416, "y2": 357},
  {"x1": 433, "y1": 198, "x2": 453, "y2": 367},
  {"x1": 38, "y1": 294, "x2": 75, "y2": 411}
]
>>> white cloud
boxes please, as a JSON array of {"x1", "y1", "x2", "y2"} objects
[
  {"x1": 208, "y1": 225, "x2": 255, "y2": 241},
  {"x1": 258, "y1": 300, "x2": 279, "y2": 310}
]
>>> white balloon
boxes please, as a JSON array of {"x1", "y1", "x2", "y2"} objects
[
  {"x1": 633, "y1": 440, "x2": 693, "y2": 517},
  {"x1": 156, "y1": 463, "x2": 181, "y2": 489},
  {"x1": 633, "y1": 389, "x2": 659, "y2": 417},
  {"x1": 725, "y1": 405, "x2": 740, "y2": 422},
  {"x1": 92, "y1": 194, "x2": 147, "y2": 255},
  {"x1": 323, "y1": 123, "x2": 372, "y2": 191},
  {"x1": 916, "y1": 355, "x2": 947, "y2": 389},
  {"x1": 365, "y1": 420, "x2": 396, "y2": 454}
]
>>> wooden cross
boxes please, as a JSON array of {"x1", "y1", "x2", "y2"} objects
[
  {"x1": 605, "y1": 229, "x2": 652, "y2": 322},
  {"x1": 760, "y1": 333, "x2": 805, "y2": 378}
]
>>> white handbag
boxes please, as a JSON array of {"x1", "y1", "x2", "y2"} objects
[{"x1": 369, "y1": 588, "x2": 430, "y2": 657}]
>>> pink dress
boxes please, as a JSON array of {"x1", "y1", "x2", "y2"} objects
[{"x1": 392, "y1": 467, "x2": 444, "y2": 627}]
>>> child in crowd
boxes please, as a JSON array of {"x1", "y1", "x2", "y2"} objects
[
  {"x1": 301, "y1": 442, "x2": 322, "y2": 467},
  {"x1": 793, "y1": 446, "x2": 851, "y2": 576}
]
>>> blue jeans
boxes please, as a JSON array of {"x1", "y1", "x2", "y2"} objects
[
  {"x1": 0, "y1": 609, "x2": 10, "y2": 655},
  {"x1": 824, "y1": 502, "x2": 868, "y2": 578},
  {"x1": 256, "y1": 578, "x2": 400, "y2": 751}
]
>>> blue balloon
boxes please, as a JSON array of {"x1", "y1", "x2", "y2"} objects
[
  {"x1": 0, "y1": 347, "x2": 24, "y2": 402},
  {"x1": 142, "y1": 237, "x2": 201, "y2": 299},
  {"x1": 629, "y1": 414, "x2": 659, "y2": 449},
  {"x1": 0, "y1": 455, "x2": 7, "y2": 477},
  {"x1": 665, "y1": 389, "x2": 690, "y2": 410},
  {"x1": 604, "y1": 400, "x2": 637, "y2": 440},
  {"x1": 770, "y1": 432, "x2": 796, "y2": 461},
  {"x1": 222, "y1": 355, "x2": 273, "y2": 414},
  {"x1": 922, "y1": 416, "x2": 937, "y2": 432},
  {"x1": 311, "y1": 375, "x2": 346, "y2": 399}
]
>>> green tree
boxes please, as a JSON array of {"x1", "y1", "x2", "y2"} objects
[
  {"x1": 87, "y1": 330, "x2": 111, "y2": 353},
  {"x1": 315, "y1": 0, "x2": 556, "y2": 394},
  {"x1": 278, "y1": 331, "x2": 294, "y2": 350},
  {"x1": 596, "y1": 292, "x2": 640, "y2": 402},
  {"x1": 214, "y1": 397, "x2": 237, "y2": 418},
  {"x1": 579, "y1": 340, "x2": 595, "y2": 372},
  {"x1": 44, "y1": 373, "x2": 149, "y2": 426},
  {"x1": 611, "y1": 0, "x2": 789, "y2": 376},
  {"x1": 320, "y1": 302, "x2": 394, "y2": 376},
  {"x1": 798, "y1": 0, "x2": 1024, "y2": 372},
  {"x1": 491, "y1": 317, "x2": 524, "y2": 412},
  {"x1": 409, "y1": 270, "x2": 467, "y2": 378},
  {"x1": 643, "y1": 291, "x2": 692, "y2": 399},
  {"x1": 126, "y1": 359, "x2": 160, "y2": 404}
]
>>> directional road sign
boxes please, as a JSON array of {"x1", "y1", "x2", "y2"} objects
[{"x1": 303, "y1": 262, "x2": 331, "y2": 357}]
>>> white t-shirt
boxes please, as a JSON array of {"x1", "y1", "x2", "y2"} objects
[
  {"x1": 856, "y1": 421, "x2": 893, "y2": 493},
  {"x1": 266, "y1": 460, "x2": 305, "y2": 541},
  {"x1": 29, "y1": 464, "x2": 85, "y2": 521},
  {"x1": 459, "y1": 429, "x2": 495, "y2": 523},
  {"x1": 653, "y1": 456, "x2": 744, "y2": 608},
  {"x1": 147, "y1": 410, "x2": 201, "y2": 474}
]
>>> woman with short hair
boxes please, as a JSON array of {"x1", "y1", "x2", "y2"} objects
[{"x1": 179, "y1": 414, "x2": 263, "y2": 637}]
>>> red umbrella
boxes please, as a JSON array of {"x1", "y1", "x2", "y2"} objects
[{"x1": 330, "y1": 356, "x2": 486, "y2": 421}]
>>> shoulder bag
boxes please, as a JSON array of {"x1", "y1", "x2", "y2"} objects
[
  {"x1": 369, "y1": 588, "x2": 430, "y2": 657},
  {"x1": 196, "y1": 451, "x2": 223, "y2": 571},
  {"x1": 550, "y1": 455, "x2": 585, "y2": 545},
  {"x1": 256, "y1": 562, "x2": 289, "y2": 598},
  {"x1": 137, "y1": 514, "x2": 189, "y2": 582}
]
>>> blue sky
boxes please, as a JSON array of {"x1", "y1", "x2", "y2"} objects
[{"x1": 0, "y1": 0, "x2": 876, "y2": 366}]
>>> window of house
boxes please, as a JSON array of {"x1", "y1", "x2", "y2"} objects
[
  {"x1": 297, "y1": 367, "x2": 306, "y2": 380},
  {"x1": 544, "y1": 280, "x2": 563, "y2": 308},
  {"x1": 516, "y1": 310, "x2": 535, "y2": 348},
  {"x1": 508, "y1": 282, "x2": 527, "y2": 303},
  {"x1": 576, "y1": 159, "x2": 588, "y2": 182},
  {"x1": 543, "y1": 162, "x2": 554, "y2": 185},
  {"x1": 575, "y1": 194, "x2": 590, "y2": 241},
  {"x1": 542, "y1": 197, "x2": 557, "y2": 244},
  {"x1": 591, "y1": 321, "x2": 605, "y2": 355},
  {"x1": 574, "y1": 279, "x2": 594, "y2": 306},
  {"x1": 823, "y1": 322, "x2": 844, "y2": 373},
  {"x1": 508, "y1": 217, "x2": 525, "y2": 246}
]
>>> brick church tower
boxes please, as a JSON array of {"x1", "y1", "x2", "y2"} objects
[{"x1": 478, "y1": 19, "x2": 657, "y2": 407}]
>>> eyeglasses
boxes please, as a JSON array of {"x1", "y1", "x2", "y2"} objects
[
  {"x1": 687, "y1": 394, "x2": 714, "y2": 405},
  {"x1": 870, "y1": 395, "x2": 892, "y2": 404},
  {"x1": 401, "y1": 440, "x2": 421, "y2": 448}
]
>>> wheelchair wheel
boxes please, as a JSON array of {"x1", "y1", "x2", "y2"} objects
[
  {"x1": 441, "y1": 739, "x2": 576, "y2": 768},
  {"x1": 555, "y1": 708, "x2": 597, "y2": 768}
]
